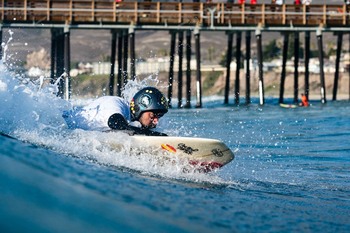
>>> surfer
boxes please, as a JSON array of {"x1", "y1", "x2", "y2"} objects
[
  {"x1": 299, "y1": 93, "x2": 309, "y2": 107},
  {"x1": 63, "y1": 87, "x2": 169, "y2": 136}
]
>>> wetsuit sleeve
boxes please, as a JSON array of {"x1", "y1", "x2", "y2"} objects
[{"x1": 108, "y1": 113, "x2": 128, "y2": 130}]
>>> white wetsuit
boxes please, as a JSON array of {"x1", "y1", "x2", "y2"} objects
[{"x1": 63, "y1": 96, "x2": 136, "y2": 131}]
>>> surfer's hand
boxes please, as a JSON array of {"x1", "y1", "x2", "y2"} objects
[
  {"x1": 125, "y1": 125, "x2": 167, "y2": 136},
  {"x1": 143, "y1": 130, "x2": 168, "y2": 137},
  {"x1": 108, "y1": 113, "x2": 128, "y2": 130}
]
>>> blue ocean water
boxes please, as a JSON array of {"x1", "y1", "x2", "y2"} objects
[{"x1": 1, "y1": 61, "x2": 350, "y2": 232}]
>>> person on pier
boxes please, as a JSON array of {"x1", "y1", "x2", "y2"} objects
[{"x1": 63, "y1": 87, "x2": 169, "y2": 136}]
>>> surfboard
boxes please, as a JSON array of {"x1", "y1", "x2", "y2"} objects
[
  {"x1": 279, "y1": 103, "x2": 298, "y2": 109},
  {"x1": 0, "y1": 130, "x2": 235, "y2": 173},
  {"x1": 107, "y1": 135, "x2": 235, "y2": 173}
]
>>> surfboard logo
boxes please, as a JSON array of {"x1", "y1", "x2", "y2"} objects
[
  {"x1": 177, "y1": 143, "x2": 198, "y2": 155},
  {"x1": 161, "y1": 144, "x2": 176, "y2": 153},
  {"x1": 212, "y1": 148, "x2": 224, "y2": 157}
]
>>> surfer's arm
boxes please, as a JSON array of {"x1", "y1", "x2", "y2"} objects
[
  {"x1": 108, "y1": 113, "x2": 167, "y2": 136},
  {"x1": 108, "y1": 113, "x2": 129, "y2": 130}
]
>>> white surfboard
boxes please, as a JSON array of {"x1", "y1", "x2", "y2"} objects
[
  {"x1": 280, "y1": 103, "x2": 298, "y2": 109},
  {"x1": 107, "y1": 135, "x2": 235, "y2": 173}
]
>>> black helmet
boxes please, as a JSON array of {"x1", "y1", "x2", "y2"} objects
[{"x1": 130, "y1": 87, "x2": 168, "y2": 121}]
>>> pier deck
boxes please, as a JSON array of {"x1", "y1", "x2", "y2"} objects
[{"x1": 0, "y1": 1, "x2": 349, "y2": 31}]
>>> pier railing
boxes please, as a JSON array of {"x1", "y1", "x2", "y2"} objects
[{"x1": 1, "y1": 1, "x2": 349, "y2": 29}]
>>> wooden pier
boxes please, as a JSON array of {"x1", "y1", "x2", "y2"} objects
[
  {"x1": 0, "y1": 1, "x2": 350, "y2": 105},
  {"x1": 1, "y1": 1, "x2": 350, "y2": 30}
]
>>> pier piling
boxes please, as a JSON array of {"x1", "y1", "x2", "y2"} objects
[
  {"x1": 317, "y1": 29, "x2": 327, "y2": 104},
  {"x1": 109, "y1": 30, "x2": 117, "y2": 96},
  {"x1": 167, "y1": 31, "x2": 176, "y2": 108},
  {"x1": 245, "y1": 31, "x2": 251, "y2": 105},
  {"x1": 177, "y1": 31, "x2": 184, "y2": 108},
  {"x1": 235, "y1": 31, "x2": 242, "y2": 105},
  {"x1": 185, "y1": 30, "x2": 192, "y2": 108},
  {"x1": 122, "y1": 30, "x2": 129, "y2": 87},
  {"x1": 333, "y1": 32, "x2": 343, "y2": 101},
  {"x1": 63, "y1": 26, "x2": 71, "y2": 100},
  {"x1": 194, "y1": 28, "x2": 202, "y2": 108},
  {"x1": 224, "y1": 32, "x2": 233, "y2": 105},
  {"x1": 294, "y1": 32, "x2": 299, "y2": 104},
  {"x1": 129, "y1": 27, "x2": 136, "y2": 81},
  {"x1": 117, "y1": 31, "x2": 123, "y2": 96},
  {"x1": 256, "y1": 28, "x2": 265, "y2": 105},
  {"x1": 0, "y1": 27, "x2": 2, "y2": 59},
  {"x1": 54, "y1": 29, "x2": 65, "y2": 98},
  {"x1": 279, "y1": 32, "x2": 289, "y2": 104},
  {"x1": 50, "y1": 29, "x2": 57, "y2": 87},
  {"x1": 304, "y1": 31, "x2": 310, "y2": 100}
]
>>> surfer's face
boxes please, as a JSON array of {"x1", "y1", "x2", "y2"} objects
[{"x1": 139, "y1": 111, "x2": 161, "y2": 129}]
